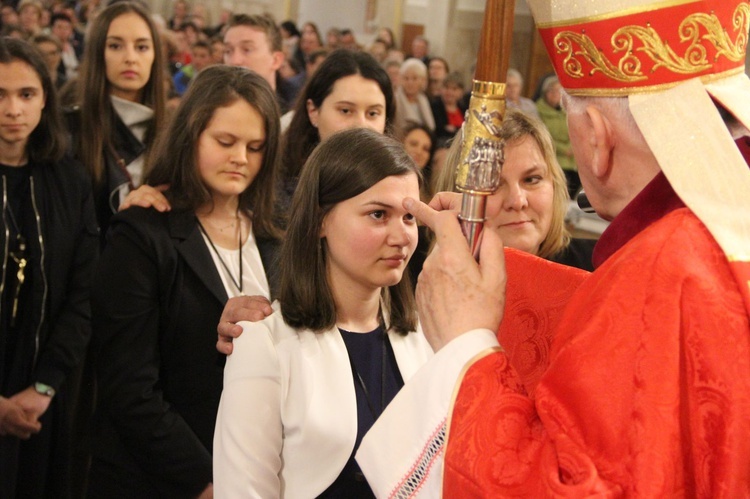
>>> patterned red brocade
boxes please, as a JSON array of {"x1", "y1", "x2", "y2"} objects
[
  {"x1": 444, "y1": 209, "x2": 750, "y2": 496},
  {"x1": 495, "y1": 249, "x2": 589, "y2": 398}
]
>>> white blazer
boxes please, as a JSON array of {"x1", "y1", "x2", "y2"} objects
[{"x1": 213, "y1": 302, "x2": 433, "y2": 498}]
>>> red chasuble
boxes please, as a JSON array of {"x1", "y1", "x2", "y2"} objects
[{"x1": 443, "y1": 173, "x2": 750, "y2": 496}]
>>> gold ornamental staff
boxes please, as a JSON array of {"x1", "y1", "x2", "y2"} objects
[{"x1": 456, "y1": 0, "x2": 515, "y2": 258}]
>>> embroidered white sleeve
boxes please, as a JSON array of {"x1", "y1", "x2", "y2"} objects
[{"x1": 356, "y1": 329, "x2": 498, "y2": 498}]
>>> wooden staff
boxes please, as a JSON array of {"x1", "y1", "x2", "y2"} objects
[{"x1": 455, "y1": 0, "x2": 515, "y2": 258}]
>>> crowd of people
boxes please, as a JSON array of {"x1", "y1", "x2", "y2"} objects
[
  {"x1": 3, "y1": 0, "x2": 747, "y2": 497},
  {"x1": 2, "y1": 0, "x2": 583, "y2": 198}
]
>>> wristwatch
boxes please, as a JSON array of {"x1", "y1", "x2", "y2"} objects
[{"x1": 34, "y1": 382, "x2": 56, "y2": 398}]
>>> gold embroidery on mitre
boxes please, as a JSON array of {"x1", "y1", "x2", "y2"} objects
[
  {"x1": 555, "y1": 32, "x2": 647, "y2": 82},
  {"x1": 553, "y1": 3, "x2": 750, "y2": 82}
]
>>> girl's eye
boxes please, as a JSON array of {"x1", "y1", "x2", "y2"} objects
[
  {"x1": 339, "y1": 108, "x2": 352, "y2": 115},
  {"x1": 107, "y1": 43, "x2": 121, "y2": 50},
  {"x1": 404, "y1": 213, "x2": 416, "y2": 223},
  {"x1": 247, "y1": 143, "x2": 265, "y2": 153},
  {"x1": 369, "y1": 210, "x2": 385, "y2": 220}
]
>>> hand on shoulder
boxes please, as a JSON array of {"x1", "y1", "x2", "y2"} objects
[
  {"x1": 119, "y1": 184, "x2": 171, "y2": 212},
  {"x1": 216, "y1": 295, "x2": 274, "y2": 355}
]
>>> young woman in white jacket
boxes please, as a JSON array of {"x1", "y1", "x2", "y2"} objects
[{"x1": 213, "y1": 127, "x2": 433, "y2": 498}]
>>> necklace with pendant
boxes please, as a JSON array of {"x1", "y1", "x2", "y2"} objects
[
  {"x1": 197, "y1": 216, "x2": 243, "y2": 294},
  {"x1": 5, "y1": 200, "x2": 27, "y2": 327}
]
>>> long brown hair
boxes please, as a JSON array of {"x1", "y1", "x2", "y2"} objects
[
  {"x1": 282, "y1": 49, "x2": 395, "y2": 182},
  {"x1": 77, "y1": 1, "x2": 165, "y2": 184},
  {"x1": 280, "y1": 128, "x2": 420, "y2": 334},
  {"x1": 146, "y1": 65, "x2": 282, "y2": 239}
]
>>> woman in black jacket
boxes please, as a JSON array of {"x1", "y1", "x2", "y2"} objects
[
  {"x1": 0, "y1": 37, "x2": 98, "y2": 499},
  {"x1": 88, "y1": 65, "x2": 283, "y2": 498},
  {"x1": 70, "y1": 1, "x2": 166, "y2": 244}
]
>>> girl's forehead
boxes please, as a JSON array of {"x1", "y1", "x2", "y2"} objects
[
  {"x1": 107, "y1": 12, "x2": 151, "y2": 34},
  {"x1": 0, "y1": 60, "x2": 43, "y2": 87}
]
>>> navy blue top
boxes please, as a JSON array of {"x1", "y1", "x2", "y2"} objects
[{"x1": 317, "y1": 326, "x2": 404, "y2": 498}]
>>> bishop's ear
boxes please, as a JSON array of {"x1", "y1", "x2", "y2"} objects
[{"x1": 585, "y1": 105, "x2": 615, "y2": 180}]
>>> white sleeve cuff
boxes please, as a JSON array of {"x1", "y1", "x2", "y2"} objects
[{"x1": 357, "y1": 328, "x2": 499, "y2": 498}]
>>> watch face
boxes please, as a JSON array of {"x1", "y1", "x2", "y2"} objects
[{"x1": 34, "y1": 382, "x2": 55, "y2": 397}]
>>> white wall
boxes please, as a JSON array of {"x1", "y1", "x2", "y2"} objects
[
  {"x1": 149, "y1": 0, "x2": 286, "y2": 27},
  {"x1": 297, "y1": 0, "x2": 369, "y2": 41}
]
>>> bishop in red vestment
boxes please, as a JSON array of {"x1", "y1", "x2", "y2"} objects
[
  {"x1": 356, "y1": 1, "x2": 750, "y2": 496},
  {"x1": 444, "y1": 172, "x2": 750, "y2": 497}
]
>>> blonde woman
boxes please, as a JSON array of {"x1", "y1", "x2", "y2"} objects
[{"x1": 432, "y1": 109, "x2": 594, "y2": 270}]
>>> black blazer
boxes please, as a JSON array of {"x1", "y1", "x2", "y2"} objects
[
  {"x1": 549, "y1": 237, "x2": 596, "y2": 272},
  {"x1": 88, "y1": 207, "x2": 280, "y2": 498},
  {"x1": 65, "y1": 106, "x2": 148, "y2": 247}
]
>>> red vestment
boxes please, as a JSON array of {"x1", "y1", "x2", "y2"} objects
[{"x1": 444, "y1": 173, "x2": 750, "y2": 496}]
